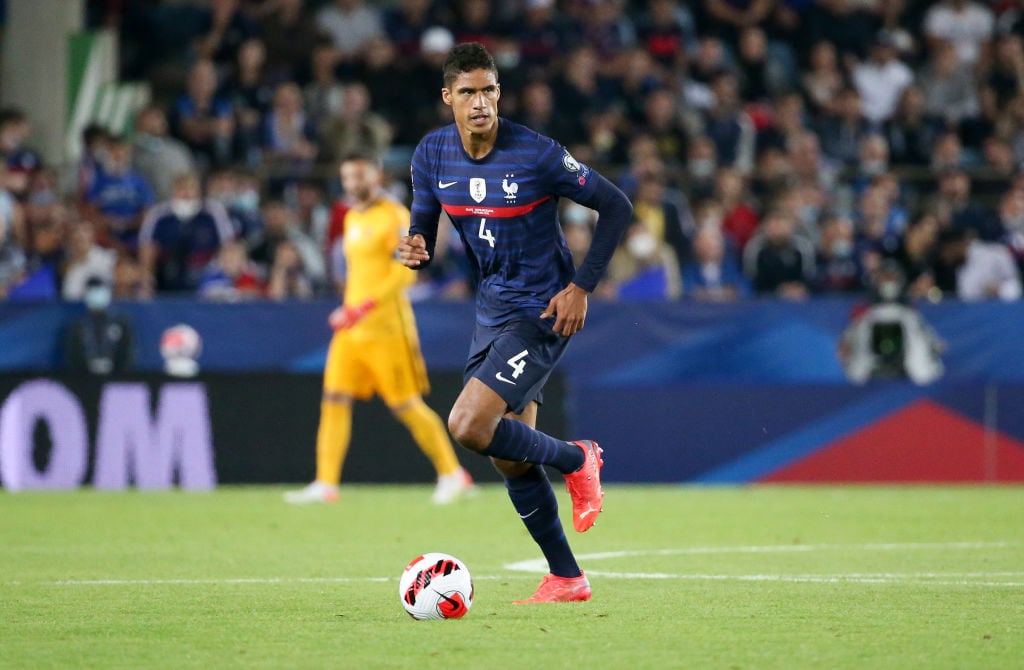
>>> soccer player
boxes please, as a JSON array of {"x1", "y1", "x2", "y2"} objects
[
  {"x1": 285, "y1": 153, "x2": 475, "y2": 505},
  {"x1": 398, "y1": 43, "x2": 633, "y2": 603}
]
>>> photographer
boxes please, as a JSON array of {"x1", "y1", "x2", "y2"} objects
[{"x1": 838, "y1": 260, "x2": 944, "y2": 385}]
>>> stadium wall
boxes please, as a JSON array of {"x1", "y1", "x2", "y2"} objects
[{"x1": 0, "y1": 299, "x2": 1022, "y2": 488}]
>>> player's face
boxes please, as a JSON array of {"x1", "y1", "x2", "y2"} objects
[
  {"x1": 340, "y1": 160, "x2": 380, "y2": 205},
  {"x1": 442, "y1": 69, "x2": 500, "y2": 136}
]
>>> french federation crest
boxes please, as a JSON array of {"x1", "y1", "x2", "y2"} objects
[{"x1": 470, "y1": 178, "x2": 487, "y2": 203}]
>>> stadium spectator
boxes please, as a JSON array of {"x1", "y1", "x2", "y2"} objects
[
  {"x1": 205, "y1": 167, "x2": 264, "y2": 245},
  {"x1": 303, "y1": 42, "x2": 348, "y2": 127},
  {"x1": 198, "y1": 239, "x2": 264, "y2": 301},
  {"x1": 884, "y1": 85, "x2": 944, "y2": 167},
  {"x1": 132, "y1": 106, "x2": 196, "y2": 201},
  {"x1": 221, "y1": 38, "x2": 276, "y2": 165},
  {"x1": 84, "y1": 134, "x2": 156, "y2": 250},
  {"x1": 924, "y1": 0, "x2": 995, "y2": 69},
  {"x1": 294, "y1": 178, "x2": 331, "y2": 252},
  {"x1": 261, "y1": 81, "x2": 319, "y2": 193},
  {"x1": 320, "y1": 82, "x2": 392, "y2": 164},
  {"x1": 681, "y1": 224, "x2": 751, "y2": 302},
  {"x1": 886, "y1": 212, "x2": 940, "y2": 300},
  {"x1": 450, "y1": 0, "x2": 503, "y2": 50},
  {"x1": 641, "y1": 87, "x2": 689, "y2": 167},
  {"x1": 801, "y1": 40, "x2": 845, "y2": 117},
  {"x1": 62, "y1": 220, "x2": 116, "y2": 301},
  {"x1": 382, "y1": 0, "x2": 436, "y2": 59},
  {"x1": 736, "y1": 26, "x2": 775, "y2": 102},
  {"x1": 550, "y1": 45, "x2": 605, "y2": 149},
  {"x1": 813, "y1": 213, "x2": 865, "y2": 294},
  {"x1": 684, "y1": 134, "x2": 719, "y2": 201},
  {"x1": 920, "y1": 41, "x2": 981, "y2": 129},
  {"x1": 1000, "y1": 188, "x2": 1024, "y2": 277},
  {"x1": 743, "y1": 208, "x2": 816, "y2": 300},
  {"x1": 986, "y1": 33, "x2": 1024, "y2": 108},
  {"x1": 637, "y1": 0, "x2": 695, "y2": 72},
  {"x1": 817, "y1": 87, "x2": 872, "y2": 167},
  {"x1": 704, "y1": 71, "x2": 757, "y2": 174},
  {"x1": 138, "y1": 172, "x2": 235, "y2": 293},
  {"x1": 0, "y1": 205, "x2": 26, "y2": 299},
  {"x1": 756, "y1": 90, "x2": 807, "y2": 157},
  {"x1": 933, "y1": 225, "x2": 1022, "y2": 301},
  {"x1": 266, "y1": 238, "x2": 314, "y2": 300},
  {"x1": 0, "y1": 107, "x2": 42, "y2": 198},
  {"x1": 851, "y1": 31, "x2": 914, "y2": 125},
  {"x1": 604, "y1": 220, "x2": 682, "y2": 300},
  {"x1": 515, "y1": 0, "x2": 578, "y2": 73},
  {"x1": 77, "y1": 123, "x2": 110, "y2": 199},
  {"x1": 111, "y1": 253, "x2": 152, "y2": 301},
  {"x1": 171, "y1": 59, "x2": 235, "y2": 169},
  {"x1": 631, "y1": 168, "x2": 691, "y2": 270},
  {"x1": 701, "y1": 0, "x2": 774, "y2": 49},
  {"x1": 250, "y1": 200, "x2": 326, "y2": 291},
  {"x1": 257, "y1": 0, "x2": 318, "y2": 82},
  {"x1": 194, "y1": 0, "x2": 259, "y2": 67},
  {"x1": 315, "y1": 0, "x2": 383, "y2": 66},
  {"x1": 714, "y1": 167, "x2": 760, "y2": 253},
  {"x1": 931, "y1": 167, "x2": 1003, "y2": 242}
]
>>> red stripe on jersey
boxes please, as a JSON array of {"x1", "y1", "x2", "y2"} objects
[{"x1": 441, "y1": 196, "x2": 551, "y2": 218}]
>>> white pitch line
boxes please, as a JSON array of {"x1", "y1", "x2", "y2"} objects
[
  {"x1": 7, "y1": 541, "x2": 1022, "y2": 588},
  {"x1": 7, "y1": 572, "x2": 1024, "y2": 589}
]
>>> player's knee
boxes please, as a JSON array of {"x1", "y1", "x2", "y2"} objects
[{"x1": 447, "y1": 407, "x2": 491, "y2": 452}]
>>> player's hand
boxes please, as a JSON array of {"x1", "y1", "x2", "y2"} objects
[
  {"x1": 329, "y1": 300, "x2": 376, "y2": 330},
  {"x1": 540, "y1": 283, "x2": 588, "y2": 336},
  {"x1": 398, "y1": 234, "x2": 429, "y2": 267}
]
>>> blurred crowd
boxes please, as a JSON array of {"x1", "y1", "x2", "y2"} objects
[{"x1": 2, "y1": 0, "x2": 1024, "y2": 305}]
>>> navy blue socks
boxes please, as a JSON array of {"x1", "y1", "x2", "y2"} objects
[
  {"x1": 482, "y1": 418, "x2": 585, "y2": 474},
  {"x1": 505, "y1": 465, "x2": 581, "y2": 578}
]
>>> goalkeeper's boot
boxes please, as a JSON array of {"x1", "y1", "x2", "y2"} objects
[
  {"x1": 283, "y1": 481, "x2": 340, "y2": 504},
  {"x1": 432, "y1": 467, "x2": 478, "y2": 505}
]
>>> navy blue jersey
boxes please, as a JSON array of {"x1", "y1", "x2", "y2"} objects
[{"x1": 411, "y1": 119, "x2": 603, "y2": 326}]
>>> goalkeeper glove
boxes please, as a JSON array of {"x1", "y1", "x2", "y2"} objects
[{"x1": 328, "y1": 300, "x2": 377, "y2": 330}]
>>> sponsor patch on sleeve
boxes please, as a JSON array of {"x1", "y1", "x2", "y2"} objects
[{"x1": 562, "y1": 151, "x2": 581, "y2": 173}]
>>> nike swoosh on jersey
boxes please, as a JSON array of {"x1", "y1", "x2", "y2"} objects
[
  {"x1": 495, "y1": 372, "x2": 517, "y2": 385},
  {"x1": 438, "y1": 180, "x2": 457, "y2": 189}
]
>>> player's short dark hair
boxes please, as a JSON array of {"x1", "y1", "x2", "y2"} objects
[
  {"x1": 443, "y1": 42, "x2": 498, "y2": 89},
  {"x1": 339, "y1": 151, "x2": 382, "y2": 169}
]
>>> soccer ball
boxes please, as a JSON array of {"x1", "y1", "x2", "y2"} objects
[
  {"x1": 160, "y1": 324, "x2": 202, "y2": 377},
  {"x1": 398, "y1": 553, "x2": 474, "y2": 620}
]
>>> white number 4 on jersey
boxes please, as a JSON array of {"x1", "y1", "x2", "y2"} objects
[{"x1": 478, "y1": 218, "x2": 495, "y2": 247}]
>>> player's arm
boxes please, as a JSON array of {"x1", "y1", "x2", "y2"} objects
[
  {"x1": 400, "y1": 148, "x2": 442, "y2": 269},
  {"x1": 330, "y1": 210, "x2": 417, "y2": 331},
  {"x1": 541, "y1": 173, "x2": 632, "y2": 336}
]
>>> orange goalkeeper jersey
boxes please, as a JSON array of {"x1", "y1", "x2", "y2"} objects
[{"x1": 341, "y1": 196, "x2": 418, "y2": 340}]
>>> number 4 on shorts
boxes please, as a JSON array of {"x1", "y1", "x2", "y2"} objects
[{"x1": 507, "y1": 350, "x2": 528, "y2": 379}]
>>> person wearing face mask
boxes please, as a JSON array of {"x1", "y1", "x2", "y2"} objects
[
  {"x1": 138, "y1": 172, "x2": 235, "y2": 293},
  {"x1": 62, "y1": 276, "x2": 135, "y2": 376},
  {"x1": 83, "y1": 134, "x2": 156, "y2": 251},
  {"x1": 604, "y1": 221, "x2": 682, "y2": 300},
  {"x1": 812, "y1": 214, "x2": 865, "y2": 294},
  {"x1": 838, "y1": 260, "x2": 945, "y2": 386}
]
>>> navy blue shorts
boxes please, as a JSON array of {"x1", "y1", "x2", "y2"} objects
[{"x1": 464, "y1": 316, "x2": 571, "y2": 415}]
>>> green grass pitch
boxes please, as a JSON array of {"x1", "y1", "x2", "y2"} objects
[{"x1": 2, "y1": 485, "x2": 1022, "y2": 669}]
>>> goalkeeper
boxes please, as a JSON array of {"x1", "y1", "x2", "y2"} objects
[{"x1": 285, "y1": 153, "x2": 475, "y2": 505}]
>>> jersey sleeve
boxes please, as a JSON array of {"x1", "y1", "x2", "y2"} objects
[
  {"x1": 409, "y1": 140, "x2": 442, "y2": 268},
  {"x1": 536, "y1": 140, "x2": 634, "y2": 292}
]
